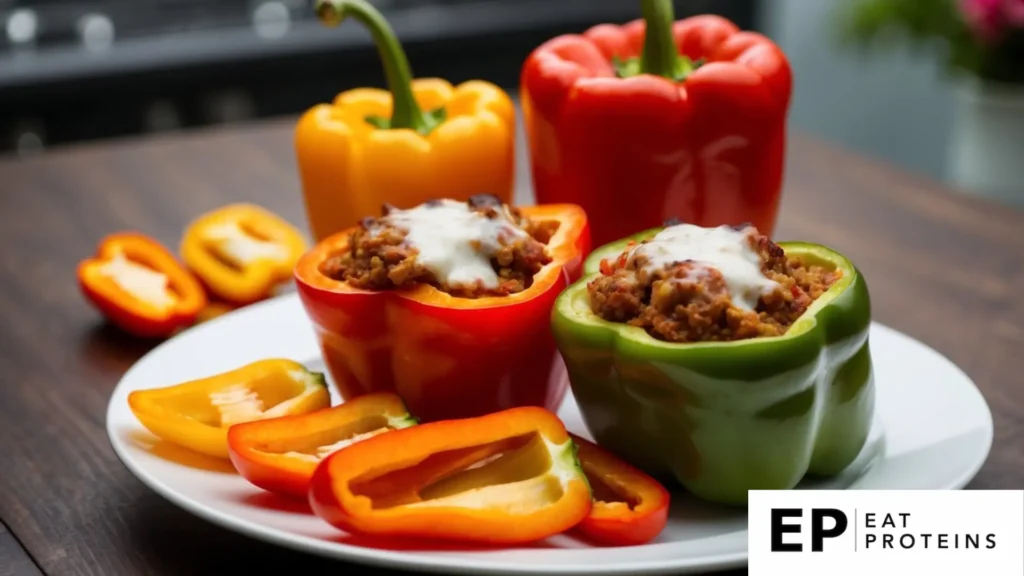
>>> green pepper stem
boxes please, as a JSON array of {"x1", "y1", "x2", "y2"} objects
[
  {"x1": 638, "y1": 0, "x2": 686, "y2": 80},
  {"x1": 315, "y1": 0, "x2": 434, "y2": 132}
]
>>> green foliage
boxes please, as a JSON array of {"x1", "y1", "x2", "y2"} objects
[{"x1": 837, "y1": 0, "x2": 1024, "y2": 83}]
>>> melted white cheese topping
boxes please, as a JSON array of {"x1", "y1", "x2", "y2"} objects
[
  {"x1": 376, "y1": 200, "x2": 528, "y2": 290},
  {"x1": 97, "y1": 253, "x2": 177, "y2": 310},
  {"x1": 627, "y1": 224, "x2": 779, "y2": 311},
  {"x1": 204, "y1": 221, "x2": 290, "y2": 266}
]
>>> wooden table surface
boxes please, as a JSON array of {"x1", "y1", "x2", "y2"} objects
[{"x1": 0, "y1": 117, "x2": 1022, "y2": 576}]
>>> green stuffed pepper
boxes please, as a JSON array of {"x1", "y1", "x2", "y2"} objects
[{"x1": 551, "y1": 224, "x2": 873, "y2": 506}]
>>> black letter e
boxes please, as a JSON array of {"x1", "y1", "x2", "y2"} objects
[{"x1": 771, "y1": 509, "x2": 803, "y2": 552}]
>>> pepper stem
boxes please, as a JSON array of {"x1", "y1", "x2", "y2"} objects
[
  {"x1": 638, "y1": 0, "x2": 689, "y2": 80},
  {"x1": 315, "y1": 0, "x2": 441, "y2": 134}
]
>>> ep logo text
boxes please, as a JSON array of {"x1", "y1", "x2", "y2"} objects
[{"x1": 770, "y1": 508, "x2": 848, "y2": 552}]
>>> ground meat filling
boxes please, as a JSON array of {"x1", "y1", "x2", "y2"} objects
[
  {"x1": 320, "y1": 195, "x2": 554, "y2": 298},
  {"x1": 588, "y1": 225, "x2": 841, "y2": 343}
]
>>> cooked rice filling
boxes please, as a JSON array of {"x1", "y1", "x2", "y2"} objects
[
  {"x1": 321, "y1": 195, "x2": 555, "y2": 298},
  {"x1": 587, "y1": 224, "x2": 840, "y2": 343}
]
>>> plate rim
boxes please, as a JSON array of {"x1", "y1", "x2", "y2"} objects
[{"x1": 105, "y1": 293, "x2": 994, "y2": 575}]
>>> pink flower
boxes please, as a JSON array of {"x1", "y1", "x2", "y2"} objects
[
  {"x1": 1005, "y1": 0, "x2": 1024, "y2": 26},
  {"x1": 960, "y1": 0, "x2": 1005, "y2": 41},
  {"x1": 960, "y1": 0, "x2": 1024, "y2": 41}
]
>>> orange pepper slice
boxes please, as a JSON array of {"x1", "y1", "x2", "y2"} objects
[
  {"x1": 78, "y1": 232, "x2": 206, "y2": 338},
  {"x1": 308, "y1": 406, "x2": 593, "y2": 544},
  {"x1": 228, "y1": 392, "x2": 417, "y2": 499}
]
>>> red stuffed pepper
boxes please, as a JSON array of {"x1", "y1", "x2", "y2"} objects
[
  {"x1": 521, "y1": 0, "x2": 792, "y2": 246},
  {"x1": 294, "y1": 195, "x2": 590, "y2": 422}
]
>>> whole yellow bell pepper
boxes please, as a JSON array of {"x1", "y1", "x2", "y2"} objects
[
  {"x1": 295, "y1": 0, "x2": 515, "y2": 242},
  {"x1": 128, "y1": 359, "x2": 331, "y2": 459}
]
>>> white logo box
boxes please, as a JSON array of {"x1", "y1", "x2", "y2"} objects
[{"x1": 749, "y1": 490, "x2": 1023, "y2": 575}]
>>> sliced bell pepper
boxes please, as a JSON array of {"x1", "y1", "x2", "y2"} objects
[
  {"x1": 308, "y1": 406, "x2": 592, "y2": 544},
  {"x1": 296, "y1": 0, "x2": 515, "y2": 242},
  {"x1": 294, "y1": 203, "x2": 590, "y2": 422},
  {"x1": 520, "y1": 0, "x2": 792, "y2": 247},
  {"x1": 572, "y1": 434, "x2": 670, "y2": 546},
  {"x1": 78, "y1": 232, "x2": 206, "y2": 338},
  {"x1": 552, "y1": 230, "x2": 874, "y2": 506},
  {"x1": 128, "y1": 359, "x2": 331, "y2": 459},
  {"x1": 227, "y1": 392, "x2": 417, "y2": 499},
  {"x1": 180, "y1": 204, "x2": 307, "y2": 304},
  {"x1": 180, "y1": 202, "x2": 307, "y2": 305}
]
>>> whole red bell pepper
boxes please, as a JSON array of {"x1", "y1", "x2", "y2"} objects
[
  {"x1": 521, "y1": 0, "x2": 792, "y2": 246},
  {"x1": 293, "y1": 203, "x2": 590, "y2": 422},
  {"x1": 572, "y1": 435, "x2": 670, "y2": 546}
]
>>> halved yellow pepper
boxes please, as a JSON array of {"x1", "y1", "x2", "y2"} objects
[
  {"x1": 181, "y1": 204, "x2": 308, "y2": 304},
  {"x1": 128, "y1": 359, "x2": 331, "y2": 458}
]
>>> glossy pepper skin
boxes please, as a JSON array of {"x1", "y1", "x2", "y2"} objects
[
  {"x1": 572, "y1": 434, "x2": 670, "y2": 546},
  {"x1": 227, "y1": 392, "x2": 417, "y2": 499},
  {"x1": 308, "y1": 406, "x2": 592, "y2": 544},
  {"x1": 181, "y1": 204, "x2": 307, "y2": 304},
  {"x1": 128, "y1": 359, "x2": 331, "y2": 458},
  {"x1": 296, "y1": 0, "x2": 515, "y2": 242},
  {"x1": 551, "y1": 231, "x2": 874, "y2": 506},
  {"x1": 78, "y1": 232, "x2": 206, "y2": 338},
  {"x1": 521, "y1": 1, "x2": 792, "y2": 247},
  {"x1": 293, "y1": 204, "x2": 590, "y2": 422}
]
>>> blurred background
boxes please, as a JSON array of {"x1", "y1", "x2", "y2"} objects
[{"x1": 1, "y1": 0, "x2": 1022, "y2": 204}]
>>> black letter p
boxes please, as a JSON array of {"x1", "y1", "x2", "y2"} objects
[{"x1": 811, "y1": 509, "x2": 848, "y2": 552}]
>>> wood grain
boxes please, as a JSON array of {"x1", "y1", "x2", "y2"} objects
[
  {"x1": 0, "y1": 521, "x2": 44, "y2": 576},
  {"x1": 0, "y1": 116, "x2": 1020, "y2": 575}
]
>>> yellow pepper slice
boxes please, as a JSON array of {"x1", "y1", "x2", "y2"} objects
[
  {"x1": 180, "y1": 204, "x2": 308, "y2": 304},
  {"x1": 128, "y1": 359, "x2": 331, "y2": 458}
]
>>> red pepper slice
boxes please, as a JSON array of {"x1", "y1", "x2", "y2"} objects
[
  {"x1": 520, "y1": 2, "x2": 792, "y2": 247},
  {"x1": 78, "y1": 232, "x2": 206, "y2": 338},
  {"x1": 293, "y1": 203, "x2": 590, "y2": 422},
  {"x1": 308, "y1": 406, "x2": 592, "y2": 544},
  {"x1": 227, "y1": 392, "x2": 417, "y2": 499},
  {"x1": 572, "y1": 435, "x2": 671, "y2": 546}
]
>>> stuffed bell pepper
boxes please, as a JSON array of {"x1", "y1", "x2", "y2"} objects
[
  {"x1": 308, "y1": 406, "x2": 592, "y2": 544},
  {"x1": 296, "y1": 0, "x2": 516, "y2": 242},
  {"x1": 551, "y1": 223, "x2": 873, "y2": 505},
  {"x1": 295, "y1": 194, "x2": 590, "y2": 422},
  {"x1": 521, "y1": 0, "x2": 792, "y2": 246}
]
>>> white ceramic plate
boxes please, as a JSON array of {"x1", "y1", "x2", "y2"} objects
[{"x1": 106, "y1": 294, "x2": 993, "y2": 575}]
